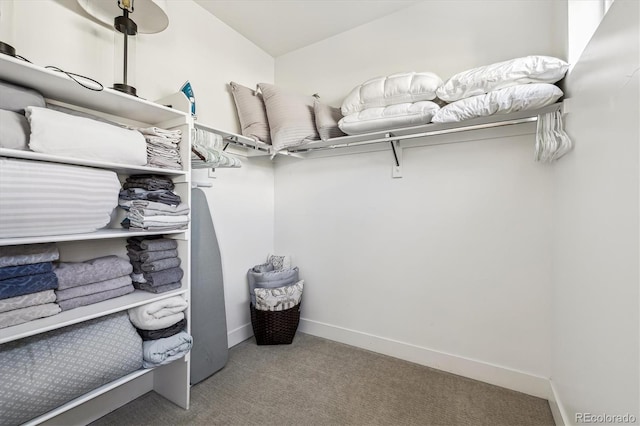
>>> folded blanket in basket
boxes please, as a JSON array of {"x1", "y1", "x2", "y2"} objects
[
  {"x1": 142, "y1": 331, "x2": 193, "y2": 368},
  {"x1": 0, "y1": 290, "x2": 56, "y2": 313},
  {"x1": 0, "y1": 262, "x2": 53, "y2": 281},
  {"x1": 134, "y1": 281, "x2": 182, "y2": 294},
  {"x1": 248, "y1": 267, "x2": 299, "y2": 305},
  {"x1": 128, "y1": 237, "x2": 178, "y2": 252},
  {"x1": 58, "y1": 284, "x2": 134, "y2": 311},
  {"x1": 54, "y1": 255, "x2": 133, "y2": 290},
  {"x1": 137, "y1": 317, "x2": 187, "y2": 341},
  {"x1": 55, "y1": 275, "x2": 132, "y2": 301},
  {"x1": 0, "y1": 303, "x2": 61, "y2": 329},
  {"x1": 127, "y1": 247, "x2": 178, "y2": 262},
  {"x1": 128, "y1": 295, "x2": 188, "y2": 330},
  {"x1": 0, "y1": 243, "x2": 59, "y2": 268},
  {"x1": 0, "y1": 272, "x2": 58, "y2": 300},
  {"x1": 254, "y1": 280, "x2": 304, "y2": 312}
]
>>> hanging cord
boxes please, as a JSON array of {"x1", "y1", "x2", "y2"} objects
[{"x1": 45, "y1": 66, "x2": 104, "y2": 91}]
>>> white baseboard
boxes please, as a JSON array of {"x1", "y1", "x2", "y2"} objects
[
  {"x1": 227, "y1": 323, "x2": 253, "y2": 348},
  {"x1": 548, "y1": 380, "x2": 570, "y2": 425},
  {"x1": 299, "y1": 317, "x2": 551, "y2": 399}
]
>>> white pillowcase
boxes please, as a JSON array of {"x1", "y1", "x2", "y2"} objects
[
  {"x1": 436, "y1": 56, "x2": 569, "y2": 102},
  {"x1": 339, "y1": 101, "x2": 440, "y2": 135},
  {"x1": 341, "y1": 72, "x2": 442, "y2": 116},
  {"x1": 431, "y1": 83, "x2": 563, "y2": 123}
]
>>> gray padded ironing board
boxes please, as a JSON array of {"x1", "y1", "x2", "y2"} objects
[{"x1": 190, "y1": 188, "x2": 228, "y2": 384}]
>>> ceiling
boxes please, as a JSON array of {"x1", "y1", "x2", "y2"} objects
[{"x1": 193, "y1": 0, "x2": 419, "y2": 57}]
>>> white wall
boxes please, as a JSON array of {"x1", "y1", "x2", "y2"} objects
[
  {"x1": 12, "y1": 0, "x2": 275, "y2": 345},
  {"x1": 552, "y1": 0, "x2": 639, "y2": 423},
  {"x1": 273, "y1": 0, "x2": 567, "y2": 395}
]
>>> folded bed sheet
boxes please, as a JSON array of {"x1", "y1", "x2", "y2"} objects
[
  {"x1": 0, "y1": 312, "x2": 142, "y2": 425},
  {"x1": 0, "y1": 303, "x2": 61, "y2": 329},
  {"x1": 26, "y1": 106, "x2": 147, "y2": 166},
  {"x1": 142, "y1": 331, "x2": 193, "y2": 368},
  {"x1": 0, "y1": 289, "x2": 56, "y2": 313},
  {"x1": 0, "y1": 158, "x2": 120, "y2": 238}
]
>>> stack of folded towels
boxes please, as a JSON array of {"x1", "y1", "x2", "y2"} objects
[
  {"x1": 0, "y1": 244, "x2": 61, "y2": 329},
  {"x1": 138, "y1": 126, "x2": 183, "y2": 170},
  {"x1": 53, "y1": 255, "x2": 134, "y2": 311},
  {"x1": 128, "y1": 296, "x2": 193, "y2": 368},
  {"x1": 127, "y1": 237, "x2": 183, "y2": 294},
  {"x1": 119, "y1": 174, "x2": 190, "y2": 232}
]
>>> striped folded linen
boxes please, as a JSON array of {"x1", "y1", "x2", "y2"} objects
[
  {"x1": 0, "y1": 303, "x2": 61, "y2": 329},
  {"x1": 26, "y1": 106, "x2": 147, "y2": 165},
  {"x1": 0, "y1": 243, "x2": 59, "y2": 268},
  {"x1": 0, "y1": 290, "x2": 56, "y2": 313},
  {"x1": 0, "y1": 158, "x2": 120, "y2": 238},
  {"x1": 54, "y1": 255, "x2": 133, "y2": 290}
]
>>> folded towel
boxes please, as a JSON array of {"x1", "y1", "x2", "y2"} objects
[
  {"x1": 138, "y1": 127, "x2": 182, "y2": 138},
  {"x1": 0, "y1": 290, "x2": 56, "y2": 314},
  {"x1": 0, "y1": 303, "x2": 61, "y2": 329},
  {"x1": 128, "y1": 215, "x2": 190, "y2": 228},
  {"x1": 123, "y1": 175, "x2": 175, "y2": 191},
  {"x1": 128, "y1": 237, "x2": 178, "y2": 252},
  {"x1": 131, "y1": 257, "x2": 181, "y2": 274},
  {"x1": 0, "y1": 243, "x2": 59, "y2": 268},
  {"x1": 55, "y1": 275, "x2": 132, "y2": 302},
  {"x1": 127, "y1": 201, "x2": 190, "y2": 217},
  {"x1": 146, "y1": 156, "x2": 182, "y2": 170},
  {"x1": 140, "y1": 267, "x2": 184, "y2": 287},
  {"x1": 0, "y1": 272, "x2": 58, "y2": 300},
  {"x1": 126, "y1": 247, "x2": 178, "y2": 262},
  {"x1": 118, "y1": 188, "x2": 181, "y2": 206},
  {"x1": 137, "y1": 317, "x2": 187, "y2": 341},
  {"x1": 54, "y1": 256, "x2": 133, "y2": 290},
  {"x1": 26, "y1": 106, "x2": 147, "y2": 166},
  {"x1": 128, "y1": 295, "x2": 188, "y2": 330},
  {"x1": 133, "y1": 281, "x2": 182, "y2": 294},
  {"x1": 58, "y1": 284, "x2": 134, "y2": 311},
  {"x1": 0, "y1": 262, "x2": 53, "y2": 281},
  {"x1": 142, "y1": 331, "x2": 193, "y2": 368}
]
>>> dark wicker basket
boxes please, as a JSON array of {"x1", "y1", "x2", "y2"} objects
[{"x1": 250, "y1": 301, "x2": 301, "y2": 345}]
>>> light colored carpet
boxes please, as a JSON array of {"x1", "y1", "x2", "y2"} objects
[{"x1": 92, "y1": 332, "x2": 554, "y2": 426}]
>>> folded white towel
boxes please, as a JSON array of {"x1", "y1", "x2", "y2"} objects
[
  {"x1": 26, "y1": 106, "x2": 147, "y2": 166},
  {"x1": 128, "y1": 295, "x2": 187, "y2": 330}
]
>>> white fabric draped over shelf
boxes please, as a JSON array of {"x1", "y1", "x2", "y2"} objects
[{"x1": 191, "y1": 128, "x2": 242, "y2": 169}]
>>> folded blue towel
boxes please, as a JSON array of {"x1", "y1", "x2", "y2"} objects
[
  {"x1": 0, "y1": 262, "x2": 53, "y2": 281},
  {"x1": 0, "y1": 272, "x2": 58, "y2": 300}
]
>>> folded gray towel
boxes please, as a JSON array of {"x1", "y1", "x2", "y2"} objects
[
  {"x1": 139, "y1": 267, "x2": 184, "y2": 287},
  {"x1": 58, "y1": 284, "x2": 134, "y2": 311},
  {"x1": 0, "y1": 243, "x2": 59, "y2": 268},
  {"x1": 0, "y1": 303, "x2": 61, "y2": 329},
  {"x1": 54, "y1": 256, "x2": 133, "y2": 290},
  {"x1": 55, "y1": 275, "x2": 132, "y2": 302},
  {"x1": 0, "y1": 290, "x2": 56, "y2": 314},
  {"x1": 134, "y1": 281, "x2": 182, "y2": 294}
]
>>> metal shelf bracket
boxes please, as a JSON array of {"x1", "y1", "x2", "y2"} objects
[{"x1": 387, "y1": 134, "x2": 402, "y2": 178}]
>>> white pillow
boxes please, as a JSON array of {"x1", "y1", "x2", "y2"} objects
[
  {"x1": 431, "y1": 83, "x2": 563, "y2": 123},
  {"x1": 436, "y1": 56, "x2": 569, "y2": 102},
  {"x1": 341, "y1": 72, "x2": 442, "y2": 116},
  {"x1": 339, "y1": 101, "x2": 440, "y2": 135},
  {"x1": 254, "y1": 280, "x2": 304, "y2": 312}
]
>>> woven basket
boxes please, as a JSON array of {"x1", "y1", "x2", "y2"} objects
[{"x1": 250, "y1": 301, "x2": 301, "y2": 345}]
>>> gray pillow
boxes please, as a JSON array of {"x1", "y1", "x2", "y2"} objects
[
  {"x1": 257, "y1": 83, "x2": 319, "y2": 152},
  {"x1": 0, "y1": 110, "x2": 30, "y2": 150},
  {"x1": 314, "y1": 100, "x2": 346, "y2": 140},
  {"x1": 0, "y1": 79, "x2": 46, "y2": 113},
  {"x1": 247, "y1": 266, "x2": 299, "y2": 305},
  {"x1": 229, "y1": 81, "x2": 271, "y2": 144}
]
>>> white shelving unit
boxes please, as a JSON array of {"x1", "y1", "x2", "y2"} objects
[{"x1": 0, "y1": 54, "x2": 192, "y2": 425}]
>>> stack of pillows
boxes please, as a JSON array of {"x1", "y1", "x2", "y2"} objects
[{"x1": 229, "y1": 55, "x2": 569, "y2": 147}]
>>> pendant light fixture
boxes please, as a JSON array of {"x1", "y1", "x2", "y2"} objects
[{"x1": 77, "y1": 0, "x2": 169, "y2": 97}]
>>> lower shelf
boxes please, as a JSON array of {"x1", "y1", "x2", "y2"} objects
[
  {"x1": 23, "y1": 368, "x2": 155, "y2": 426},
  {"x1": 0, "y1": 287, "x2": 189, "y2": 344}
]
